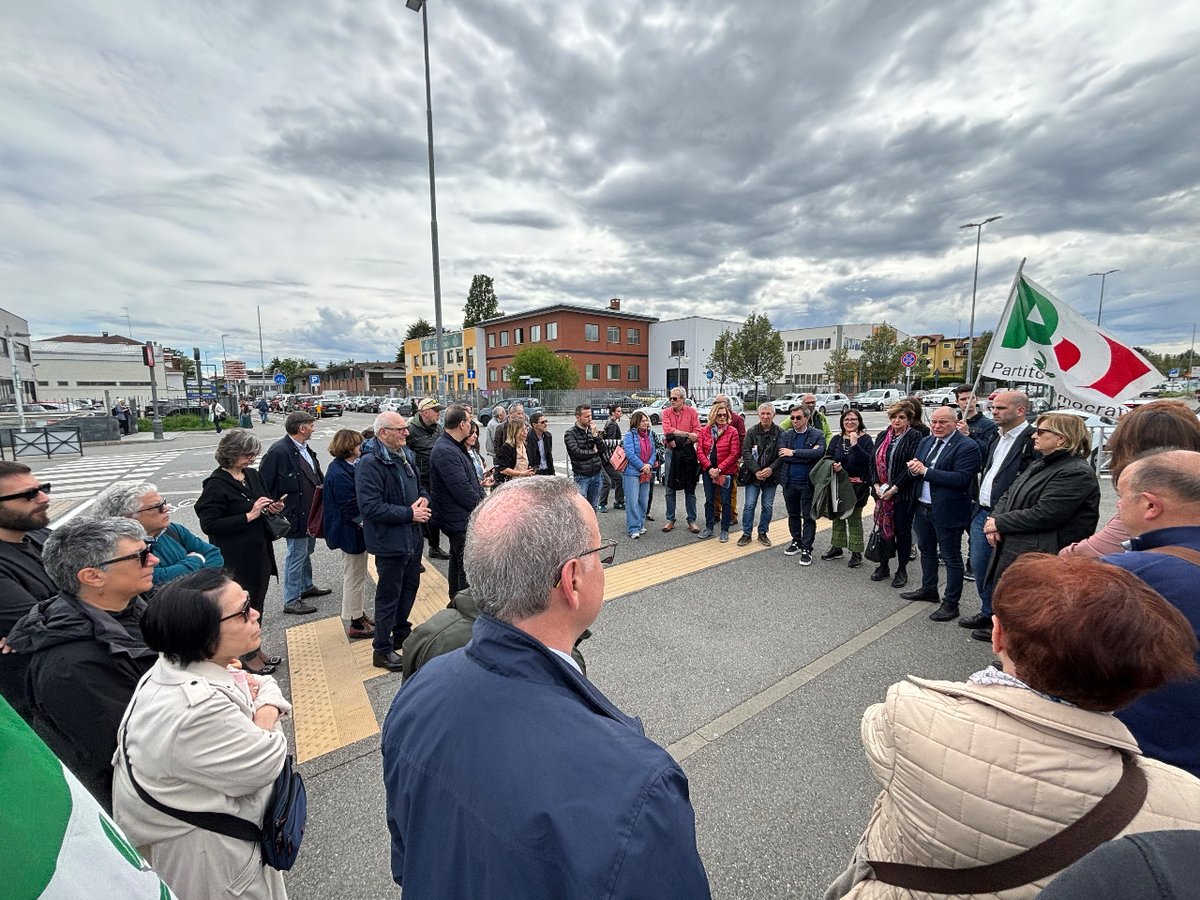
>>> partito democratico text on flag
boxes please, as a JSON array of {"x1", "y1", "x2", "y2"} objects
[{"x1": 978, "y1": 270, "x2": 1162, "y2": 418}]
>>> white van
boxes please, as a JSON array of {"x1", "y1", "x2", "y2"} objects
[{"x1": 851, "y1": 388, "x2": 903, "y2": 411}]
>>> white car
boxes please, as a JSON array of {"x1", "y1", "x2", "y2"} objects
[
  {"x1": 633, "y1": 397, "x2": 696, "y2": 426},
  {"x1": 812, "y1": 393, "x2": 851, "y2": 415},
  {"x1": 922, "y1": 388, "x2": 958, "y2": 407},
  {"x1": 378, "y1": 397, "x2": 409, "y2": 414},
  {"x1": 773, "y1": 393, "x2": 805, "y2": 414}
]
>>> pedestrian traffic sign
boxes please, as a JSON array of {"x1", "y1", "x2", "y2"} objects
[
  {"x1": 274, "y1": 373, "x2": 287, "y2": 385},
  {"x1": 309, "y1": 374, "x2": 321, "y2": 386},
  {"x1": 901, "y1": 351, "x2": 917, "y2": 368}
]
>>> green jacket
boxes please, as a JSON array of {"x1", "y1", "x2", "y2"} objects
[{"x1": 809, "y1": 457, "x2": 857, "y2": 520}]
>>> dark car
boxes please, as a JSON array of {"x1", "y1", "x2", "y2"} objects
[
  {"x1": 315, "y1": 398, "x2": 344, "y2": 418},
  {"x1": 479, "y1": 397, "x2": 543, "y2": 426},
  {"x1": 590, "y1": 396, "x2": 641, "y2": 419}
]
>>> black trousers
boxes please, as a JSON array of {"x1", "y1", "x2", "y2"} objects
[
  {"x1": 446, "y1": 530, "x2": 468, "y2": 599},
  {"x1": 374, "y1": 552, "x2": 422, "y2": 654},
  {"x1": 600, "y1": 462, "x2": 625, "y2": 506},
  {"x1": 424, "y1": 522, "x2": 442, "y2": 553}
]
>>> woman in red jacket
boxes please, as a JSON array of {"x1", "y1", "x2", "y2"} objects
[{"x1": 695, "y1": 403, "x2": 742, "y2": 541}]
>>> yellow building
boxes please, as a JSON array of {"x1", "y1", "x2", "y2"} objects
[
  {"x1": 404, "y1": 327, "x2": 483, "y2": 398},
  {"x1": 914, "y1": 333, "x2": 976, "y2": 382}
]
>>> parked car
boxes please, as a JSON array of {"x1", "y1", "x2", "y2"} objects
[
  {"x1": 922, "y1": 388, "x2": 958, "y2": 407},
  {"x1": 315, "y1": 398, "x2": 344, "y2": 417},
  {"x1": 698, "y1": 396, "x2": 743, "y2": 425},
  {"x1": 851, "y1": 388, "x2": 903, "y2": 411},
  {"x1": 633, "y1": 397, "x2": 696, "y2": 426},
  {"x1": 589, "y1": 396, "x2": 641, "y2": 419},
  {"x1": 478, "y1": 397, "x2": 543, "y2": 425},
  {"x1": 773, "y1": 393, "x2": 805, "y2": 414},
  {"x1": 812, "y1": 393, "x2": 851, "y2": 415},
  {"x1": 741, "y1": 389, "x2": 775, "y2": 406}
]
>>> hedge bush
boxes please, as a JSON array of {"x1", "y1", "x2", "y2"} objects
[{"x1": 136, "y1": 415, "x2": 211, "y2": 432}]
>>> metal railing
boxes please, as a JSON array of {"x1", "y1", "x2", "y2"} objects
[{"x1": 1, "y1": 426, "x2": 83, "y2": 460}]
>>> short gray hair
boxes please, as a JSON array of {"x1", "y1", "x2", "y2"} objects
[
  {"x1": 465, "y1": 478, "x2": 592, "y2": 623},
  {"x1": 91, "y1": 482, "x2": 157, "y2": 518},
  {"x1": 757, "y1": 402, "x2": 774, "y2": 413},
  {"x1": 44, "y1": 517, "x2": 147, "y2": 594},
  {"x1": 373, "y1": 412, "x2": 406, "y2": 433},
  {"x1": 215, "y1": 429, "x2": 262, "y2": 468}
]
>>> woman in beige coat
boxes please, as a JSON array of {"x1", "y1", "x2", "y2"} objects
[
  {"x1": 828, "y1": 554, "x2": 1200, "y2": 899},
  {"x1": 113, "y1": 569, "x2": 292, "y2": 900}
]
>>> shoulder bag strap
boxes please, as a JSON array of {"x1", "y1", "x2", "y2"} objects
[
  {"x1": 1145, "y1": 545, "x2": 1200, "y2": 567},
  {"x1": 868, "y1": 752, "x2": 1147, "y2": 894},
  {"x1": 120, "y1": 687, "x2": 261, "y2": 845}
]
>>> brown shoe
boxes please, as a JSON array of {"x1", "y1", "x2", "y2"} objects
[
  {"x1": 758, "y1": 533, "x2": 772, "y2": 547},
  {"x1": 686, "y1": 522, "x2": 701, "y2": 534},
  {"x1": 661, "y1": 521, "x2": 675, "y2": 532}
]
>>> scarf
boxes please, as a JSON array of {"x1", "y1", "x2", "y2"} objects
[{"x1": 873, "y1": 427, "x2": 896, "y2": 539}]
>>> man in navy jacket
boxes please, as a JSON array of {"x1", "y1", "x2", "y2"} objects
[
  {"x1": 382, "y1": 477, "x2": 711, "y2": 899},
  {"x1": 901, "y1": 405, "x2": 981, "y2": 621},
  {"x1": 429, "y1": 404, "x2": 485, "y2": 600},
  {"x1": 1105, "y1": 449, "x2": 1200, "y2": 778}
]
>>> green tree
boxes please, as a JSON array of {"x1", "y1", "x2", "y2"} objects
[
  {"x1": 405, "y1": 318, "x2": 436, "y2": 341},
  {"x1": 822, "y1": 346, "x2": 855, "y2": 392},
  {"x1": 706, "y1": 329, "x2": 738, "y2": 390},
  {"x1": 509, "y1": 346, "x2": 579, "y2": 390},
  {"x1": 858, "y1": 323, "x2": 908, "y2": 387},
  {"x1": 463, "y1": 275, "x2": 500, "y2": 328},
  {"x1": 730, "y1": 313, "x2": 784, "y2": 399},
  {"x1": 267, "y1": 357, "x2": 318, "y2": 380}
]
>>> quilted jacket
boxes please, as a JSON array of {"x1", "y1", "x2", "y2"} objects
[{"x1": 827, "y1": 676, "x2": 1200, "y2": 899}]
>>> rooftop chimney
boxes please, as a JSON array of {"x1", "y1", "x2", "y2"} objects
[
  {"x1": 102, "y1": 331, "x2": 109, "y2": 337},
  {"x1": 609, "y1": 298, "x2": 621, "y2": 311}
]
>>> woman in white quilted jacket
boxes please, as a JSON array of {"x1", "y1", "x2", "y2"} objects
[{"x1": 828, "y1": 554, "x2": 1200, "y2": 899}]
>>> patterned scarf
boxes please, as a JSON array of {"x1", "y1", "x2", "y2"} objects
[{"x1": 873, "y1": 427, "x2": 896, "y2": 539}]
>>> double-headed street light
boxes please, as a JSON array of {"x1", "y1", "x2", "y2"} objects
[
  {"x1": 406, "y1": 0, "x2": 446, "y2": 404},
  {"x1": 1088, "y1": 269, "x2": 1119, "y2": 327},
  {"x1": 960, "y1": 214, "x2": 1002, "y2": 385}
]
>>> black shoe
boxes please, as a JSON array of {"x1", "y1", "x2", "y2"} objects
[
  {"x1": 428, "y1": 548, "x2": 451, "y2": 560},
  {"x1": 959, "y1": 613, "x2": 991, "y2": 629},
  {"x1": 870, "y1": 565, "x2": 890, "y2": 582},
  {"x1": 614, "y1": 502, "x2": 625, "y2": 510},
  {"x1": 899, "y1": 589, "x2": 940, "y2": 602},
  {"x1": 736, "y1": 534, "x2": 752, "y2": 547},
  {"x1": 784, "y1": 540, "x2": 800, "y2": 556},
  {"x1": 300, "y1": 586, "x2": 332, "y2": 599},
  {"x1": 971, "y1": 627, "x2": 994, "y2": 643},
  {"x1": 283, "y1": 601, "x2": 318, "y2": 615},
  {"x1": 372, "y1": 650, "x2": 404, "y2": 671},
  {"x1": 821, "y1": 547, "x2": 844, "y2": 560},
  {"x1": 848, "y1": 552, "x2": 863, "y2": 568},
  {"x1": 890, "y1": 570, "x2": 908, "y2": 589},
  {"x1": 928, "y1": 603, "x2": 960, "y2": 622},
  {"x1": 645, "y1": 514, "x2": 655, "y2": 521}
]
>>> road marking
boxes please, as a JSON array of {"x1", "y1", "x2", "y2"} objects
[{"x1": 666, "y1": 601, "x2": 927, "y2": 763}]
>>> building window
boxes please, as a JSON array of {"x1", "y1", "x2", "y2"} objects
[
  {"x1": 499, "y1": 331, "x2": 509, "y2": 347},
  {"x1": 670, "y1": 339, "x2": 685, "y2": 356},
  {"x1": 467, "y1": 349, "x2": 475, "y2": 367},
  {"x1": 627, "y1": 328, "x2": 640, "y2": 345},
  {"x1": 942, "y1": 359, "x2": 951, "y2": 369},
  {"x1": 514, "y1": 328, "x2": 523, "y2": 345},
  {"x1": 607, "y1": 326, "x2": 620, "y2": 343},
  {"x1": 489, "y1": 368, "x2": 497, "y2": 382},
  {"x1": 546, "y1": 321, "x2": 558, "y2": 340},
  {"x1": 487, "y1": 333, "x2": 495, "y2": 348},
  {"x1": 626, "y1": 365, "x2": 640, "y2": 381},
  {"x1": 456, "y1": 349, "x2": 463, "y2": 364},
  {"x1": 530, "y1": 324, "x2": 541, "y2": 342},
  {"x1": 585, "y1": 363, "x2": 600, "y2": 380},
  {"x1": 585, "y1": 324, "x2": 599, "y2": 342},
  {"x1": 15, "y1": 344, "x2": 30, "y2": 362},
  {"x1": 502, "y1": 366, "x2": 513, "y2": 381},
  {"x1": 607, "y1": 364, "x2": 620, "y2": 380},
  {"x1": 943, "y1": 341, "x2": 952, "y2": 349}
]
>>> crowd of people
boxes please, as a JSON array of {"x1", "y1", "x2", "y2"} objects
[{"x1": 1, "y1": 384, "x2": 1200, "y2": 898}]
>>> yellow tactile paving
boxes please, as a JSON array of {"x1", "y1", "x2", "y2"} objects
[
  {"x1": 286, "y1": 615, "x2": 380, "y2": 763},
  {"x1": 354, "y1": 556, "x2": 451, "y2": 681}
]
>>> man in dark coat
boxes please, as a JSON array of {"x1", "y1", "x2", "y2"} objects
[
  {"x1": 259, "y1": 410, "x2": 329, "y2": 615},
  {"x1": 429, "y1": 405, "x2": 485, "y2": 600},
  {"x1": 382, "y1": 477, "x2": 711, "y2": 898},
  {"x1": 407, "y1": 398, "x2": 448, "y2": 560},
  {"x1": 0, "y1": 463, "x2": 57, "y2": 718},
  {"x1": 357, "y1": 411, "x2": 429, "y2": 672},
  {"x1": 563, "y1": 405, "x2": 605, "y2": 510},
  {"x1": 524, "y1": 411, "x2": 556, "y2": 477}
]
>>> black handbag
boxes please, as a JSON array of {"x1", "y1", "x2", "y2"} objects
[
  {"x1": 736, "y1": 464, "x2": 756, "y2": 487},
  {"x1": 864, "y1": 525, "x2": 892, "y2": 564},
  {"x1": 263, "y1": 511, "x2": 291, "y2": 541}
]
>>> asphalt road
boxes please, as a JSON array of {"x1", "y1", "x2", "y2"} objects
[{"x1": 38, "y1": 409, "x2": 1117, "y2": 899}]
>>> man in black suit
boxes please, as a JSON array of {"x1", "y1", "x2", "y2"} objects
[
  {"x1": 900, "y1": 405, "x2": 981, "y2": 621},
  {"x1": 525, "y1": 411, "x2": 556, "y2": 476},
  {"x1": 959, "y1": 391, "x2": 1035, "y2": 640}
]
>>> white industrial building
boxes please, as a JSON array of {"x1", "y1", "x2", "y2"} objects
[
  {"x1": 32, "y1": 333, "x2": 185, "y2": 406},
  {"x1": 778, "y1": 323, "x2": 910, "y2": 393},
  {"x1": 647, "y1": 316, "x2": 745, "y2": 398}
]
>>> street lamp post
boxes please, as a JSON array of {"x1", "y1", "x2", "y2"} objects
[
  {"x1": 406, "y1": 0, "x2": 446, "y2": 405},
  {"x1": 670, "y1": 354, "x2": 689, "y2": 390},
  {"x1": 1088, "y1": 269, "x2": 1119, "y2": 327},
  {"x1": 4, "y1": 326, "x2": 30, "y2": 431},
  {"x1": 960, "y1": 214, "x2": 1002, "y2": 385}
]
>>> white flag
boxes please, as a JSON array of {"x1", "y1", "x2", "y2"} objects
[{"x1": 979, "y1": 271, "x2": 1162, "y2": 418}]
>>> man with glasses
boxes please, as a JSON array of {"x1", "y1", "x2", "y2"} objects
[
  {"x1": 662, "y1": 388, "x2": 701, "y2": 533},
  {"x1": 358, "y1": 412, "x2": 430, "y2": 672},
  {"x1": 382, "y1": 478, "x2": 711, "y2": 898},
  {"x1": 778, "y1": 406, "x2": 826, "y2": 564},
  {"x1": 260, "y1": 411, "x2": 330, "y2": 615},
  {"x1": 0, "y1": 462, "x2": 57, "y2": 719}
]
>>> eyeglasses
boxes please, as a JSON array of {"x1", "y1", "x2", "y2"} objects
[
  {"x1": 138, "y1": 500, "x2": 170, "y2": 514},
  {"x1": 1033, "y1": 427, "x2": 1061, "y2": 437},
  {"x1": 555, "y1": 540, "x2": 619, "y2": 585},
  {"x1": 380, "y1": 425, "x2": 408, "y2": 433},
  {"x1": 0, "y1": 483, "x2": 51, "y2": 502},
  {"x1": 220, "y1": 594, "x2": 254, "y2": 623},
  {"x1": 97, "y1": 540, "x2": 156, "y2": 568},
  {"x1": 790, "y1": 415, "x2": 807, "y2": 421}
]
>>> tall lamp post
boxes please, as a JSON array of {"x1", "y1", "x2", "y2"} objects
[
  {"x1": 960, "y1": 214, "x2": 1002, "y2": 385},
  {"x1": 670, "y1": 353, "x2": 689, "y2": 390},
  {"x1": 406, "y1": 0, "x2": 446, "y2": 404},
  {"x1": 1088, "y1": 269, "x2": 1119, "y2": 327},
  {"x1": 4, "y1": 326, "x2": 30, "y2": 431}
]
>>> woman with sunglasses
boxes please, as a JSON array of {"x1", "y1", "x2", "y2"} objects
[
  {"x1": 93, "y1": 482, "x2": 224, "y2": 587},
  {"x1": 195, "y1": 430, "x2": 286, "y2": 675},
  {"x1": 7, "y1": 516, "x2": 159, "y2": 813},
  {"x1": 113, "y1": 568, "x2": 291, "y2": 900},
  {"x1": 695, "y1": 402, "x2": 743, "y2": 541},
  {"x1": 981, "y1": 413, "x2": 1101, "y2": 590}
]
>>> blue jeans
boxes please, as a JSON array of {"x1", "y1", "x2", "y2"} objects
[
  {"x1": 374, "y1": 552, "x2": 421, "y2": 653},
  {"x1": 663, "y1": 449, "x2": 697, "y2": 524},
  {"x1": 282, "y1": 534, "x2": 316, "y2": 605},
  {"x1": 623, "y1": 473, "x2": 650, "y2": 536},
  {"x1": 782, "y1": 482, "x2": 815, "y2": 550},
  {"x1": 702, "y1": 473, "x2": 733, "y2": 532},
  {"x1": 740, "y1": 480, "x2": 777, "y2": 535},
  {"x1": 574, "y1": 472, "x2": 603, "y2": 511},
  {"x1": 969, "y1": 507, "x2": 995, "y2": 615},
  {"x1": 913, "y1": 503, "x2": 966, "y2": 605}
]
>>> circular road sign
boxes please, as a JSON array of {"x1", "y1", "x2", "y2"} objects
[
  {"x1": 901, "y1": 351, "x2": 917, "y2": 369},
  {"x1": 273, "y1": 373, "x2": 287, "y2": 385}
]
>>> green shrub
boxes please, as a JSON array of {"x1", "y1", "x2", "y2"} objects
[{"x1": 136, "y1": 415, "x2": 211, "y2": 432}]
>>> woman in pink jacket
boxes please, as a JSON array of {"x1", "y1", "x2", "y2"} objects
[{"x1": 695, "y1": 403, "x2": 742, "y2": 541}]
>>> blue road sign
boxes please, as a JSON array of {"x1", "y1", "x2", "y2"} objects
[
  {"x1": 706, "y1": 369, "x2": 714, "y2": 380},
  {"x1": 467, "y1": 369, "x2": 476, "y2": 380},
  {"x1": 901, "y1": 351, "x2": 917, "y2": 368},
  {"x1": 274, "y1": 373, "x2": 287, "y2": 385},
  {"x1": 1168, "y1": 368, "x2": 1180, "y2": 378},
  {"x1": 309, "y1": 374, "x2": 321, "y2": 386}
]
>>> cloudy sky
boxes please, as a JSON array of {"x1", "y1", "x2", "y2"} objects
[{"x1": 3, "y1": 0, "x2": 1198, "y2": 367}]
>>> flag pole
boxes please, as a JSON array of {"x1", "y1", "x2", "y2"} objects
[{"x1": 971, "y1": 257, "x2": 1026, "y2": 395}]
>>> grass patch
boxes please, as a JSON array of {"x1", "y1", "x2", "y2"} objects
[{"x1": 136, "y1": 415, "x2": 212, "y2": 432}]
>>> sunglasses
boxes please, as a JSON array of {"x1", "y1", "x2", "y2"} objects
[
  {"x1": 98, "y1": 540, "x2": 156, "y2": 568},
  {"x1": 138, "y1": 500, "x2": 170, "y2": 514},
  {"x1": 220, "y1": 594, "x2": 254, "y2": 623},
  {"x1": 0, "y1": 483, "x2": 51, "y2": 502},
  {"x1": 555, "y1": 540, "x2": 619, "y2": 585},
  {"x1": 1033, "y1": 427, "x2": 1061, "y2": 437},
  {"x1": 790, "y1": 415, "x2": 807, "y2": 421}
]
